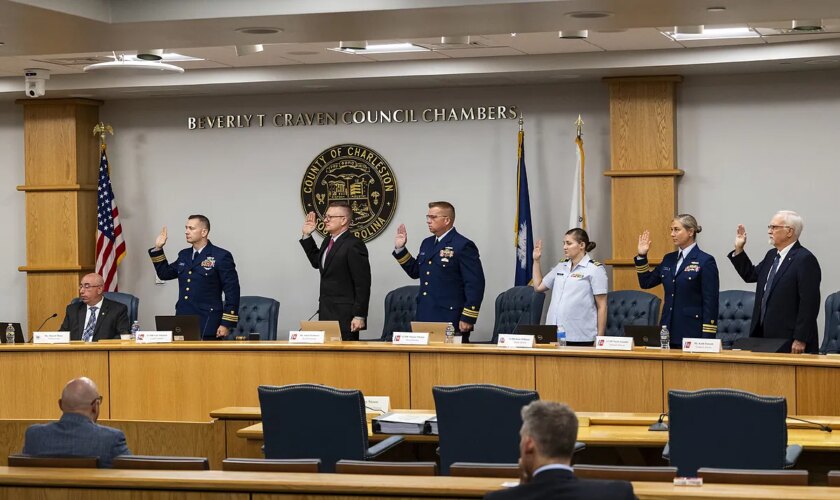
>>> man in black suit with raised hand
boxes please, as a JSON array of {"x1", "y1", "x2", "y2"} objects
[
  {"x1": 59, "y1": 273, "x2": 129, "y2": 341},
  {"x1": 300, "y1": 201, "x2": 371, "y2": 340},
  {"x1": 484, "y1": 401, "x2": 634, "y2": 500},
  {"x1": 729, "y1": 210, "x2": 821, "y2": 354}
]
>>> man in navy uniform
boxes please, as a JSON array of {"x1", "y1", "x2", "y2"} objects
[
  {"x1": 149, "y1": 214, "x2": 240, "y2": 339},
  {"x1": 393, "y1": 201, "x2": 485, "y2": 342}
]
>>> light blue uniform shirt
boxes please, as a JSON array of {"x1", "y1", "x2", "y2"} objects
[{"x1": 542, "y1": 254, "x2": 608, "y2": 342}]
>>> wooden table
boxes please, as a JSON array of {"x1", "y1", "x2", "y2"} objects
[
  {"x1": 1, "y1": 467, "x2": 839, "y2": 499},
  {"x1": 4, "y1": 341, "x2": 840, "y2": 421}
]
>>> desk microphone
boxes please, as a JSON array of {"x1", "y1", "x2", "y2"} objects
[
  {"x1": 35, "y1": 313, "x2": 58, "y2": 332},
  {"x1": 307, "y1": 309, "x2": 319, "y2": 321},
  {"x1": 788, "y1": 416, "x2": 832, "y2": 433},
  {"x1": 649, "y1": 412, "x2": 669, "y2": 432}
]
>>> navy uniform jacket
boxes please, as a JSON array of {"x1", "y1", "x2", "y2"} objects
[
  {"x1": 484, "y1": 468, "x2": 634, "y2": 500},
  {"x1": 149, "y1": 241, "x2": 240, "y2": 338},
  {"x1": 635, "y1": 245, "x2": 719, "y2": 344},
  {"x1": 393, "y1": 228, "x2": 485, "y2": 330},
  {"x1": 728, "y1": 241, "x2": 821, "y2": 353},
  {"x1": 23, "y1": 413, "x2": 131, "y2": 468}
]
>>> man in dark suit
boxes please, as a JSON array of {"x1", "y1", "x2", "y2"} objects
[
  {"x1": 300, "y1": 201, "x2": 371, "y2": 341},
  {"x1": 484, "y1": 401, "x2": 634, "y2": 500},
  {"x1": 729, "y1": 210, "x2": 821, "y2": 354},
  {"x1": 393, "y1": 201, "x2": 485, "y2": 342},
  {"x1": 22, "y1": 377, "x2": 131, "y2": 468},
  {"x1": 149, "y1": 214, "x2": 240, "y2": 339},
  {"x1": 59, "y1": 273, "x2": 130, "y2": 341}
]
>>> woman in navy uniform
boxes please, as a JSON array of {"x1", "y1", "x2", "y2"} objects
[
  {"x1": 635, "y1": 214, "x2": 719, "y2": 346},
  {"x1": 532, "y1": 228, "x2": 608, "y2": 346}
]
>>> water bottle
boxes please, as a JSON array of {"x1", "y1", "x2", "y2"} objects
[
  {"x1": 556, "y1": 324, "x2": 567, "y2": 348},
  {"x1": 660, "y1": 325, "x2": 670, "y2": 350},
  {"x1": 5, "y1": 323, "x2": 15, "y2": 344},
  {"x1": 444, "y1": 323, "x2": 455, "y2": 344},
  {"x1": 130, "y1": 320, "x2": 140, "y2": 340}
]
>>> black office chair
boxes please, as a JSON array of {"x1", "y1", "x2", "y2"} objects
[
  {"x1": 258, "y1": 384, "x2": 403, "y2": 472},
  {"x1": 433, "y1": 384, "x2": 538, "y2": 475},
  {"x1": 227, "y1": 295, "x2": 279, "y2": 340},
  {"x1": 72, "y1": 291, "x2": 140, "y2": 326},
  {"x1": 380, "y1": 285, "x2": 419, "y2": 341},
  {"x1": 820, "y1": 292, "x2": 840, "y2": 354},
  {"x1": 716, "y1": 290, "x2": 755, "y2": 349},
  {"x1": 605, "y1": 290, "x2": 661, "y2": 336},
  {"x1": 665, "y1": 389, "x2": 801, "y2": 477},
  {"x1": 485, "y1": 286, "x2": 546, "y2": 344}
]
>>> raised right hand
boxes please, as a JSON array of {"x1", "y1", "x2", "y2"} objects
[
  {"x1": 533, "y1": 239, "x2": 542, "y2": 261},
  {"x1": 637, "y1": 230, "x2": 651, "y2": 256},
  {"x1": 395, "y1": 224, "x2": 407, "y2": 249},
  {"x1": 734, "y1": 224, "x2": 747, "y2": 251},
  {"x1": 154, "y1": 226, "x2": 167, "y2": 250},
  {"x1": 302, "y1": 212, "x2": 317, "y2": 237}
]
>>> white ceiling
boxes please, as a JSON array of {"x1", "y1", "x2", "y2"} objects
[{"x1": 1, "y1": 0, "x2": 840, "y2": 99}]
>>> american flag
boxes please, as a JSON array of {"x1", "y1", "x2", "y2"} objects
[{"x1": 96, "y1": 146, "x2": 126, "y2": 291}]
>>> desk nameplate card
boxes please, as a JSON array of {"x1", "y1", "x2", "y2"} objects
[
  {"x1": 136, "y1": 331, "x2": 173, "y2": 344},
  {"x1": 33, "y1": 331, "x2": 70, "y2": 344},
  {"x1": 596, "y1": 336, "x2": 634, "y2": 351},
  {"x1": 289, "y1": 331, "x2": 325, "y2": 344},
  {"x1": 497, "y1": 334, "x2": 535, "y2": 349},
  {"x1": 682, "y1": 338, "x2": 722, "y2": 353},
  {"x1": 392, "y1": 332, "x2": 429, "y2": 345}
]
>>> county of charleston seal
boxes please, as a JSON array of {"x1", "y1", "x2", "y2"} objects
[{"x1": 300, "y1": 144, "x2": 398, "y2": 242}]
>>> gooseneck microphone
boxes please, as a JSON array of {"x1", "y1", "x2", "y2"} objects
[
  {"x1": 35, "y1": 313, "x2": 58, "y2": 332},
  {"x1": 307, "y1": 309, "x2": 319, "y2": 321},
  {"x1": 649, "y1": 412, "x2": 669, "y2": 431},
  {"x1": 788, "y1": 416, "x2": 832, "y2": 433}
]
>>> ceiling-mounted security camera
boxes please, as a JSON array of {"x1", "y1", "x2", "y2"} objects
[{"x1": 24, "y1": 68, "x2": 50, "y2": 98}]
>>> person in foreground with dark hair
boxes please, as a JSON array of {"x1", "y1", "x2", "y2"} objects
[
  {"x1": 149, "y1": 214, "x2": 240, "y2": 339},
  {"x1": 22, "y1": 377, "x2": 130, "y2": 468},
  {"x1": 485, "y1": 401, "x2": 634, "y2": 500},
  {"x1": 635, "y1": 214, "x2": 719, "y2": 346},
  {"x1": 532, "y1": 228, "x2": 607, "y2": 346}
]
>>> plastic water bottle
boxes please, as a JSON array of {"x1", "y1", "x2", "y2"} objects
[
  {"x1": 130, "y1": 320, "x2": 140, "y2": 340},
  {"x1": 660, "y1": 325, "x2": 670, "y2": 350},
  {"x1": 5, "y1": 323, "x2": 15, "y2": 344},
  {"x1": 444, "y1": 323, "x2": 455, "y2": 344},
  {"x1": 556, "y1": 324, "x2": 567, "y2": 348}
]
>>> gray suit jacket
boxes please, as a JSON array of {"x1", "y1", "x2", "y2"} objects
[{"x1": 22, "y1": 413, "x2": 131, "y2": 468}]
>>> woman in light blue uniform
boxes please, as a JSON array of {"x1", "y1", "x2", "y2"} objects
[{"x1": 532, "y1": 228, "x2": 608, "y2": 346}]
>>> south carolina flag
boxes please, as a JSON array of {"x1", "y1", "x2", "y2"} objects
[{"x1": 514, "y1": 127, "x2": 533, "y2": 286}]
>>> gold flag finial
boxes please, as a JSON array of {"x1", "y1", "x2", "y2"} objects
[
  {"x1": 575, "y1": 114, "x2": 583, "y2": 138},
  {"x1": 93, "y1": 122, "x2": 114, "y2": 147},
  {"x1": 518, "y1": 112, "x2": 524, "y2": 132}
]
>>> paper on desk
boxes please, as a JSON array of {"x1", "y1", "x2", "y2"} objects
[{"x1": 378, "y1": 413, "x2": 435, "y2": 424}]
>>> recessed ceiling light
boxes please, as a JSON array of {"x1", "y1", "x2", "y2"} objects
[
  {"x1": 235, "y1": 27, "x2": 283, "y2": 35},
  {"x1": 707, "y1": 6, "x2": 727, "y2": 12},
  {"x1": 83, "y1": 54, "x2": 186, "y2": 73},
  {"x1": 663, "y1": 26, "x2": 759, "y2": 40},
  {"x1": 329, "y1": 43, "x2": 429, "y2": 54},
  {"x1": 510, "y1": 32, "x2": 517, "y2": 37},
  {"x1": 791, "y1": 19, "x2": 823, "y2": 32},
  {"x1": 235, "y1": 44, "x2": 264, "y2": 56},
  {"x1": 559, "y1": 30, "x2": 588, "y2": 39},
  {"x1": 566, "y1": 11, "x2": 613, "y2": 19},
  {"x1": 674, "y1": 25, "x2": 704, "y2": 35}
]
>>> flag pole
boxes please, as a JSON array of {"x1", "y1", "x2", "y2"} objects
[{"x1": 575, "y1": 114, "x2": 587, "y2": 230}]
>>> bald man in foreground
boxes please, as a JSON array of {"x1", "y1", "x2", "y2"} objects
[{"x1": 22, "y1": 377, "x2": 130, "y2": 468}]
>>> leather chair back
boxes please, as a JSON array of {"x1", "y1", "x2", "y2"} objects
[
  {"x1": 103, "y1": 292, "x2": 140, "y2": 324},
  {"x1": 491, "y1": 286, "x2": 546, "y2": 343},
  {"x1": 111, "y1": 455, "x2": 209, "y2": 470},
  {"x1": 433, "y1": 384, "x2": 538, "y2": 475},
  {"x1": 228, "y1": 296, "x2": 279, "y2": 340},
  {"x1": 668, "y1": 389, "x2": 788, "y2": 477},
  {"x1": 574, "y1": 464, "x2": 677, "y2": 482},
  {"x1": 821, "y1": 292, "x2": 840, "y2": 353},
  {"x1": 8, "y1": 454, "x2": 98, "y2": 468},
  {"x1": 716, "y1": 290, "x2": 755, "y2": 348},
  {"x1": 258, "y1": 384, "x2": 370, "y2": 472},
  {"x1": 606, "y1": 290, "x2": 661, "y2": 336},
  {"x1": 222, "y1": 458, "x2": 321, "y2": 472},
  {"x1": 335, "y1": 460, "x2": 437, "y2": 476},
  {"x1": 381, "y1": 285, "x2": 419, "y2": 341}
]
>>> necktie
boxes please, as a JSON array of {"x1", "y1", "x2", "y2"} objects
[
  {"x1": 760, "y1": 253, "x2": 782, "y2": 322},
  {"x1": 675, "y1": 251, "x2": 684, "y2": 274},
  {"x1": 192, "y1": 251, "x2": 199, "y2": 263},
  {"x1": 324, "y1": 238, "x2": 335, "y2": 259},
  {"x1": 82, "y1": 306, "x2": 98, "y2": 342}
]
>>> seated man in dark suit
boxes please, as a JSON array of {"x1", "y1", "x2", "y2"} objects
[
  {"x1": 59, "y1": 273, "x2": 130, "y2": 341},
  {"x1": 485, "y1": 401, "x2": 634, "y2": 500},
  {"x1": 22, "y1": 377, "x2": 131, "y2": 468}
]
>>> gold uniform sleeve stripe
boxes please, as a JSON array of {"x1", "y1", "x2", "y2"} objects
[
  {"x1": 150, "y1": 255, "x2": 166, "y2": 263},
  {"x1": 396, "y1": 253, "x2": 412, "y2": 265}
]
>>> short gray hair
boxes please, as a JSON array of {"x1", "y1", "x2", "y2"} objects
[
  {"x1": 520, "y1": 401, "x2": 578, "y2": 460},
  {"x1": 776, "y1": 210, "x2": 803, "y2": 238}
]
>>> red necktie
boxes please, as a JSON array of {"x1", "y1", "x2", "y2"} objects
[{"x1": 324, "y1": 238, "x2": 334, "y2": 258}]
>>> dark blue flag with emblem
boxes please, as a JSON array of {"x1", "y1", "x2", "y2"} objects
[{"x1": 514, "y1": 124, "x2": 533, "y2": 286}]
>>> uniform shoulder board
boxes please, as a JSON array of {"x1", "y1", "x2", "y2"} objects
[
  {"x1": 559, "y1": 258, "x2": 569, "y2": 263},
  {"x1": 592, "y1": 261, "x2": 603, "y2": 266}
]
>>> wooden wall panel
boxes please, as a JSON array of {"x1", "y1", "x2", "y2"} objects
[
  {"x1": 23, "y1": 103, "x2": 77, "y2": 186},
  {"x1": 75, "y1": 104, "x2": 103, "y2": 186},
  {"x1": 608, "y1": 78, "x2": 678, "y2": 170},
  {"x1": 109, "y1": 350, "x2": 410, "y2": 421},
  {"x1": 0, "y1": 488, "x2": 246, "y2": 500},
  {"x1": 409, "y1": 353, "x2": 535, "y2": 409},
  {"x1": 0, "y1": 351, "x2": 109, "y2": 419},
  {"x1": 796, "y1": 367, "x2": 840, "y2": 415},
  {"x1": 536, "y1": 357, "x2": 663, "y2": 412},
  {"x1": 225, "y1": 420, "x2": 263, "y2": 459},
  {"x1": 26, "y1": 272, "x2": 84, "y2": 336},
  {"x1": 77, "y1": 189, "x2": 98, "y2": 266},
  {"x1": 25, "y1": 192, "x2": 80, "y2": 265}
]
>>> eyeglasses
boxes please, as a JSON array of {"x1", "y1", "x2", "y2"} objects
[
  {"x1": 426, "y1": 215, "x2": 447, "y2": 221},
  {"x1": 79, "y1": 283, "x2": 103, "y2": 290},
  {"x1": 323, "y1": 214, "x2": 346, "y2": 221},
  {"x1": 767, "y1": 225, "x2": 791, "y2": 231},
  {"x1": 91, "y1": 395, "x2": 103, "y2": 406}
]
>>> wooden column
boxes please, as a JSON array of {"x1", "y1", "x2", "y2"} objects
[
  {"x1": 602, "y1": 76, "x2": 683, "y2": 297},
  {"x1": 16, "y1": 99, "x2": 103, "y2": 332}
]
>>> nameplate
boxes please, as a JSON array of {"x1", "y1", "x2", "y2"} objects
[
  {"x1": 392, "y1": 332, "x2": 429, "y2": 345},
  {"x1": 364, "y1": 396, "x2": 391, "y2": 413},
  {"x1": 135, "y1": 331, "x2": 173, "y2": 344},
  {"x1": 33, "y1": 331, "x2": 70, "y2": 344},
  {"x1": 289, "y1": 331, "x2": 325, "y2": 344},
  {"x1": 682, "y1": 338, "x2": 722, "y2": 353},
  {"x1": 595, "y1": 336, "x2": 634, "y2": 351},
  {"x1": 497, "y1": 334, "x2": 535, "y2": 349}
]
